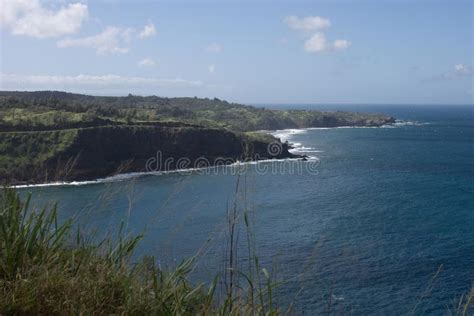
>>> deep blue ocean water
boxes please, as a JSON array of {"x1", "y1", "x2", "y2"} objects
[{"x1": 20, "y1": 105, "x2": 473, "y2": 314}]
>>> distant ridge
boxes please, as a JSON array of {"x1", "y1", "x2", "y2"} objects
[{"x1": 0, "y1": 90, "x2": 395, "y2": 185}]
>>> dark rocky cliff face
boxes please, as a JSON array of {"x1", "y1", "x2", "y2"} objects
[{"x1": 32, "y1": 126, "x2": 294, "y2": 183}]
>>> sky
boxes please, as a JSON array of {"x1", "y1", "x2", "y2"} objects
[{"x1": 0, "y1": 0, "x2": 473, "y2": 104}]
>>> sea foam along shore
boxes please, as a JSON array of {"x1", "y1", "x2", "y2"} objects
[
  {"x1": 12, "y1": 157, "x2": 307, "y2": 189},
  {"x1": 268, "y1": 119, "x2": 426, "y2": 155},
  {"x1": 269, "y1": 129, "x2": 321, "y2": 155},
  {"x1": 14, "y1": 125, "x2": 325, "y2": 189},
  {"x1": 14, "y1": 122, "x2": 421, "y2": 189}
]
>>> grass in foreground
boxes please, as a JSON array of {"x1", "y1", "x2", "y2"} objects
[
  {"x1": 0, "y1": 187, "x2": 278, "y2": 315},
  {"x1": 1, "y1": 186, "x2": 472, "y2": 315}
]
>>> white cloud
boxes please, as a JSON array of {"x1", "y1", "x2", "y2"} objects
[
  {"x1": 208, "y1": 64, "x2": 215, "y2": 73},
  {"x1": 57, "y1": 27, "x2": 133, "y2": 55},
  {"x1": 454, "y1": 64, "x2": 472, "y2": 76},
  {"x1": 285, "y1": 15, "x2": 350, "y2": 54},
  {"x1": 0, "y1": 0, "x2": 88, "y2": 38},
  {"x1": 304, "y1": 33, "x2": 327, "y2": 53},
  {"x1": 138, "y1": 58, "x2": 156, "y2": 67},
  {"x1": 304, "y1": 34, "x2": 351, "y2": 53},
  {"x1": 333, "y1": 39, "x2": 351, "y2": 51},
  {"x1": 423, "y1": 63, "x2": 473, "y2": 83},
  {"x1": 284, "y1": 16, "x2": 330, "y2": 32},
  {"x1": 139, "y1": 21, "x2": 156, "y2": 38},
  {"x1": 56, "y1": 20, "x2": 156, "y2": 54},
  {"x1": 0, "y1": 73, "x2": 204, "y2": 91},
  {"x1": 206, "y1": 43, "x2": 222, "y2": 53}
]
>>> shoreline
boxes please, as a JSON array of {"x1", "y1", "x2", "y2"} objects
[
  {"x1": 12, "y1": 122, "x2": 421, "y2": 189},
  {"x1": 13, "y1": 156, "x2": 314, "y2": 189}
]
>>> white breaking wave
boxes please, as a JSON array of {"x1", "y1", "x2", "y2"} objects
[
  {"x1": 269, "y1": 120, "x2": 427, "y2": 139},
  {"x1": 268, "y1": 128, "x2": 323, "y2": 155},
  {"x1": 13, "y1": 157, "x2": 306, "y2": 189},
  {"x1": 268, "y1": 119, "x2": 427, "y2": 160},
  {"x1": 290, "y1": 148, "x2": 324, "y2": 154},
  {"x1": 288, "y1": 144, "x2": 323, "y2": 154},
  {"x1": 393, "y1": 120, "x2": 428, "y2": 126},
  {"x1": 271, "y1": 128, "x2": 307, "y2": 142}
]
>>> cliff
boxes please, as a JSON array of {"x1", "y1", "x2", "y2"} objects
[
  {"x1": 0, "y1": 90, "x2": 396, "y2": 184},
  {"x1": 0, "y1": 125, "x2": 294, "y2": 185}
]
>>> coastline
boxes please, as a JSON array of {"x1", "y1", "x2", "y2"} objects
[
  {"x1": 1, "y1": 91, "x2": 397, "y2": 187},
  {"x1": 12, "y1": 122, "x2": 418, "y2": 189},
  {"x1": 12, "y1": 156, "x2": 312, "y2": 189}
]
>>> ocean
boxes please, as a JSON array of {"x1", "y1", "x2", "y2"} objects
[{"x1": 19, "y1": 105, "x2": 474, "y2": 314}]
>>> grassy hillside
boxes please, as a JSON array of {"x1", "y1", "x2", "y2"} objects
[
  {"x1": 0, "y1": 125, "x2": 295, "y2": 184},
  {"x1": 0, "y1": 129, "x2": 78, "y2": 182},
  {"x1": 0, "y1": 91, "x2": 395, "y2": 132},
  {"x1": 0, "y1": 91, "x2": 395, "y2": 184}
]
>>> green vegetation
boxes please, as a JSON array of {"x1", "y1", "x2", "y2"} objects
[
  {"x1": 0, "y1": 91, "x2": 395, "y2": 184},
  {"x1": 0, "y1": 91, "x2": 395, "y2": 132},
  {"x1": 244, "y1": 131, "x2": 279, "y2": 144},
  {"x1": 0, "y1": 187, "x2": 282, "y2": 314},
  {"x1": 0, "y1": 124, "x2": 295, "y2": 184},
  {"x1": 1, "y1": 187, "x2": 472, "y2": 314},
  {"x1": 0, "y1": 129, "x2": 79, "y2": 183}
]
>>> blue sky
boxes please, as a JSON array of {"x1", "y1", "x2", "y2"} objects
[{"x1": 0, "y1": 0, "x2": 472, "y2": 104}]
